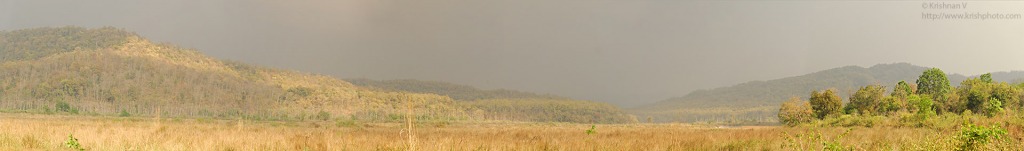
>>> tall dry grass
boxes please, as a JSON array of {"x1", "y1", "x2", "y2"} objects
[{"x1": 0, "y1": 113, "x2": 1016, "y2": 150}]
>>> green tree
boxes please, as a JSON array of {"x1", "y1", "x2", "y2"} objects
[
  {"x1": 887, "y1": 81, "x2": 914, "y2": 112},
  {"x1": 778, "y1": 97, "x2": 813, "y2": 126},
  {"x1": 809, "y1": 89, "x2": 842, "y2": 119},
  {"x1": 980, "y1": 73, "x2": 993, "y2": 83},
  {"x1": 848, "y1": 84, "x2": 886, "y2": 115},
  {"x1": 916, "y1": 68, "x2": 952, "y2": 112},
  {"x1": 916, "y1": 68, "x2": 952, "y2": 96},
  {"x1": 891, "y1": 81, "x2": 913, "y2": 99}
]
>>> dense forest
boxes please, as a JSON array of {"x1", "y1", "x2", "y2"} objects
[
  {"x1": 348, "y1": 79, "x2": 636, "y2": 123},
  {"x1": 634, "y1": 63, "x2": 1024, "y2": 123}
]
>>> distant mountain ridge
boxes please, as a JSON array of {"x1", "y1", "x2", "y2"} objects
[{"x1": 634, "y1": 63, "x2": 1024, "y2": 123}]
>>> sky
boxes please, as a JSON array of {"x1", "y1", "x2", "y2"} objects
[{"x1": 2, "y1": 0, "x2": 1024, "y2": 107}]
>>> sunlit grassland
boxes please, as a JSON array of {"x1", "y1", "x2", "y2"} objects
[{"x1": 0, "y1": 113, "x2": 1019, "y2": 150}]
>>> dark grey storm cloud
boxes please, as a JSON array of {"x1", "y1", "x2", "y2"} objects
[{"x1": 3, "y1": 0, "x2": 1024, "y2": 106}]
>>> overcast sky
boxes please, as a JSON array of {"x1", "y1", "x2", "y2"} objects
[{"x1": 2, "y1": 0, "x2": 1024, "y2": 106}]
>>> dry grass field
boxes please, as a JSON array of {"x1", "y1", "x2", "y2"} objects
[{"x1": 0, "y1": 113, "x2": 1018, "y2": 151}]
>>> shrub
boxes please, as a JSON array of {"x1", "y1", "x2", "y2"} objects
[
  {"x1": 56, "y1": 101, "x2": 71, "y2": 112},
  {"x1": 315, "y1": 111, "x2": 331, "y2": 121},
  {"x1": 585, "y1": 125, "x2": 597, "y2": 135},
  {"x1": 119, "y1": 110, "x2": 130, "y2": 117},
  {"x1": 908, "y1": 94, "x2": 936, "y2": 117},
  {"x1": 954, "y1": 122, "x2": 1007, "y2": 150},
  {"x1": 336, "y1": 119, "x2": 359, "y2": 127},
  {"x1": 65, "y1": 134, "x2": 84, "y2": 151},
  {"x1": 984, "y1": 98, "x2": 1003, "y2": 117}
]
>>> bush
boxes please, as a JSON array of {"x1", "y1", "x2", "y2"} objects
[
  {"x1": 119, "y1": 110, "x2": 130, "y2": 117},
  {"x1": 984, "y1": 98, "x2": 1003, "y2": 117},
  {"x1": 585, "y1": 125, "x2": 597, "y2": 135},
  {"x1": 315, "y1": 111, "x2": 331, "y2": 121},
  {"x1": 954, "y1": 122, "x2": 1007, "y2": 150},
  {"x1": 64, "y1": 134, "x2": 84, "y2": 151},
  {"x1": 823, "y1": 115, "x2": 885, "y2": 127},
  {"x1": 55, "y1": 101, "x2": 78, "y2": 114},
  {"x1": 908, "y1": 94, "x2": 936, "y2": 118},
  {"x1": 55, "y1": 101, "x2": 71, "y2": 112},
  {"x1": 336, "y1": 119, "x2": 359, "y2": 127}
]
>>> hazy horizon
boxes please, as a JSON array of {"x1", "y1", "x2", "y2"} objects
[{"x1": 4, "y1": 0, "x2": 1024, "y2": 107}]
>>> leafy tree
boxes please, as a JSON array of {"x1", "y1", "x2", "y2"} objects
[
  {"x1": 848, "y1": 84, "x2": 886, "y2": 115},
  {"x1": 980, "y1": 73, "x2": 993, "y2": 83},
  {"x1": 778, "y1": 97, "x2": 813, "y2": 126},
  {"x1": 879, "y1": 96, "x2": 903, "y2": 114},
  {"x1": 916, "y1": 68, "x2": 952, "y2": 112},
  {"x1": 884, "y1": 81, "x2": 915, "y2": 113},
  {"x1": 809, "y1": 89, "x2": 842, "y2": 119},
  {"x1": 891, "y1": 81, "x2": 913, "y2": 100},
  {"x1": 916, "y1": 68, "x2": 952, "y2": 96}
]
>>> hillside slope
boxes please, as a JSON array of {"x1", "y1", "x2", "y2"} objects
[
  {"x1": 348, "y1": 79, "x2": 636, "y2": 123},
  {"x1": 634, "y1": 63, "x2": 1024, "y2": 123},
  {"x1": 0, "y1": 27, "x2": 464, "y2": 121}
]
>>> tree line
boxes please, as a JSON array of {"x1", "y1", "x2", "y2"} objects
[{"x1": 779, "y1": 68, "x2": 1024, "y2": 126}]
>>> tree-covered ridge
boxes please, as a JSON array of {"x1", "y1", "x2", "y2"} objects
[
  {"x1": 0, "y1": 27, "x2": 465, "y2": 121},
  {"x1": 346, "y1": 78, "x2": 568, "y2": 101},
  {"x1": 0, "y1": 26, "x2": 135, "y2": 62},
  {"x1": 347, "y1": 78, "x2": 636, "y2": 123}
]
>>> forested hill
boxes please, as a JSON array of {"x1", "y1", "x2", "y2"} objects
[
  {"x1": 347, "y1": 79, "x2": 637, "y2": 123},
  {"x1": 633, "y1": 63, "x2": 1024, "y2": 123},
  {"x1": 346, "y1": 78, "x2": 567, "y2": 101},
  {"x1": 0, "y1": 26, "x2": 633, "y2": 123},
  {"x1": 0, "y1": 26, "x2": 465, "y2": 121}
]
